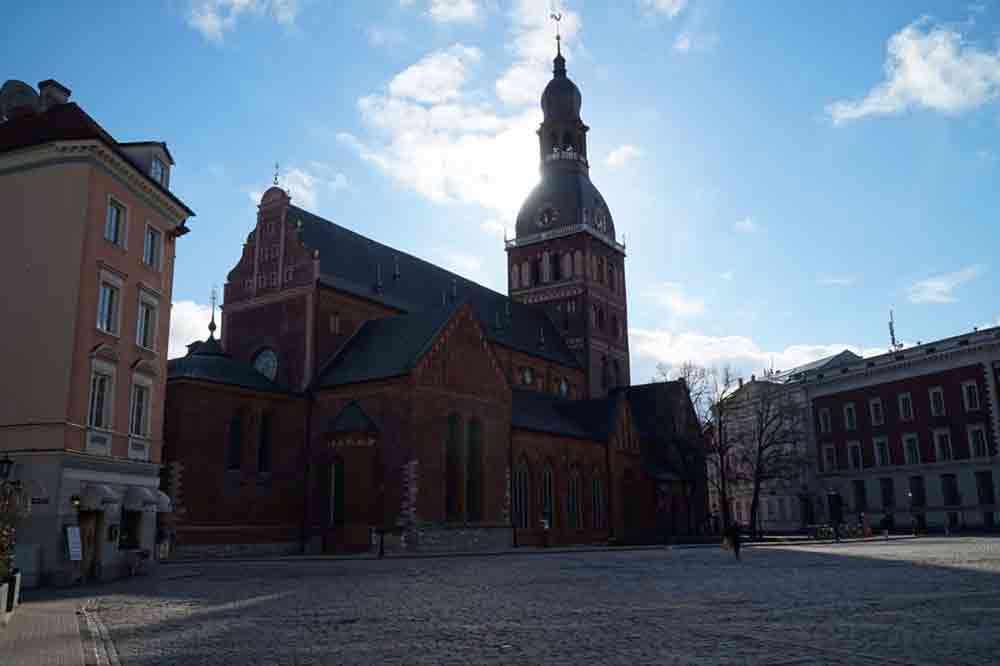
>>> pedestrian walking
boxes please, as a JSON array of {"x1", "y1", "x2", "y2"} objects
[{"x1": 725, "y1": 523, "x2": 742, "y2": 561}]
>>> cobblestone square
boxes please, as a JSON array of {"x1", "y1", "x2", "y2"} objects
[{"x1": 84, "y1": 538, "x2": 1000, "y2": 665}]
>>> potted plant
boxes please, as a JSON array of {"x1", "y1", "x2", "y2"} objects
[{"x1": 0, "y1": 480, "x2": 29, "y2": 615}]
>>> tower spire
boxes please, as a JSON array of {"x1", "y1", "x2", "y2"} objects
[
  {"x1": 208, "y1": 286, "x2": 218, "y2": 339},
  {"x1": 550, "y1": 12, "x2": 566, "y2": 77}
]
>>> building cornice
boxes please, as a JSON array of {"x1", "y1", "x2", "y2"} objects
[{"x1": 505, "y1": 224, "x2": 626, "y2": 254}]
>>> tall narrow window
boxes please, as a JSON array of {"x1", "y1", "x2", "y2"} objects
[
  {"x1": 97, "y1": 282, "x2": 119, "y2": 334},
  {"x1": 818, "y1": 408, "x2": 831, "y2": 434},
  {"x1": 466, "y1": 418, "x2": 483, "y2": 522},
  {"x1": 591, "y1": 475, "x2": 604, "y2": 529},
  {"x1": 934, "y1": 429, "x2": 952, "y2": 462},
  {"x1": 969, "y1": 425, "x2": 988, "y2": 458},
  {"x1": 869, "y1": 398, "x2": 884, "y2": 426},
  {"x1": 445, "y1": 414, "x2": 461, "y2": 521},
  {"x1": 258, "y1": 411, "x2": 272, "y2": 473},
  {"x1": 963, "y1": 381, "x2": 981, "y2": 411},
  {"x1": 898, "y1": 393, "x2": 914, "y2": 421},
  {"x1": 150, "y1": 158, "x2": 165, "y2": 185},
  {"x1": 143, "y1": 226, "x2": 162, "y2": 269},
  {"x1": 542, "y1": 464, "x2": 554, "y2": 525},
  {"x1": 136, "y1": 300, "x2": 157, "y2": 349},
  {"x1": 105, "y1": 199, "x2": 125, "y2": 246},
  {"x1": 903, "y1": 434, "x2": 920, "y2": 465},
  {"x1": 874, "y1": 436, "x2": 890, "y2": 466},
  {"x1": 514, "y1": 461, "x2": 531, "y2": 528},
  {"x1": 941, "y1": 474, "x2": 960, "y2": 506},
  {"x1": 929, "y1": 387, "x2": 945, "y2": 416},
  {"x1": 129, "y1": 383, "x2": 150, "y2": 437},
  {"x1": 844, "y1": 403, "x2": 857, "y2": 431},
  {"x1": 88, "y1": 371, "x2": 112, "y2": 429},
  {"x1": 227, "y1": 410, "x2": 243, "y2": 470},
  {"x1": 848, "y1": 442, "x2": 862, "y2": 470},
  {"x1": 852, "y1": 479, "x2": 867, "y2": 512},
  {"x1": 549, "y1": 253, "x2": 560, "y2": 281},
  {"x1": 880, "y1": 477, "x2": 895, "y2": 509},
  {"x1": 568, "y1": 469, "x2": 581, "y2": 529}
]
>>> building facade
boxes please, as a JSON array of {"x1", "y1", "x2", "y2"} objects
[
  {"x1": 0, "y1": 79, "x2": 193, "y2": 584},
  {"x1": 808, "y1": 330, "x2": 1000, "y2": 532},
  {"x1": 164, "y1": 49, "x2": 708, "y2": 557}
]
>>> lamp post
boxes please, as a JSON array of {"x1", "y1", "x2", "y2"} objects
[{"x1": 907, "y1": 491, "x2": 916, "y2": 536}]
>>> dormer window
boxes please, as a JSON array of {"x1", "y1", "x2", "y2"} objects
[{"x1": 150, "y1": 158, "x2": 166, "y2": 185}]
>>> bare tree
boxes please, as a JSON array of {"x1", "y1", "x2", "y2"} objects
[
  {"x1": 702, "y1": 365, "x2": 740, "y2": 531},
  {"x1": 656, "y1": 361, "x2": 711, "y2": 426},
  {"x1": 727, "y1": 380, "x2": 808, "y2": 539}
]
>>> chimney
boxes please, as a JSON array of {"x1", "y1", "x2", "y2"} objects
[
  {"x1": 738, "y1": 377, "x2": 744, "y2": 389},
  {"x1": 38, "y1": 79, "x2": 71, "y2": 109}
]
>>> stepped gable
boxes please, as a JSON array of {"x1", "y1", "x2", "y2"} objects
[{"x1": 291, "y1": 205, "x2": 579, "y2": 368}]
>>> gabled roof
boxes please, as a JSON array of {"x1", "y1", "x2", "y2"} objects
[
  {"x1": 329, "y1": 401, "x2": 379, "y2": 434},
  {"x1": 291, "y1": 205, "x2": 578, "y2": 368},
  {"x1": 313, "y1": 302, "x2": 460, "y2": 388},
  {"x1": 624, "y1": 381, "x2": 689, "y2": 443},
  {"x1": 772, "y1": 350, "x2": 862, "y2": 381},
  {"x1": 167, "y1": 337, "x2": 286, "y2": 394},
  {"x1": 511, "y1": 389, "x2": 618, "y2": 441}
]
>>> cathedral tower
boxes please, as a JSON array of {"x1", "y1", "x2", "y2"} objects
[{"x1": 506, "y1": 43, "x2": 629, "y2": 398}]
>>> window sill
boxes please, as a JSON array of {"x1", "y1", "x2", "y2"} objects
[
  {"x1": 96, "y1": 327, "x2": 121, "y2": 340},
  {"x1": 134, "y1": 344, "x2": 158, "y2": 357}
]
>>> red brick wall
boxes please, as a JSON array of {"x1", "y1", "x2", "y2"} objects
[
  {"x1": 813, "y1": 363, "x2": 995, "y2": 470},
  {"x1": 313, "y1": 288, "x2": 398, "y2": 377},
  {"x1": 163, "y1": 381, "x2": 307, "y2": 546},
  {"x1": 491, "y1": 344, "x2": 585, "y2": 399},
  {"x1": 223, "y1": 293, "x2": 310, "y2": 391}
]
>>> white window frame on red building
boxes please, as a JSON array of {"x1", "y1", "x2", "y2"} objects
[
  {"x1": 962, "y1": 381, "x2": 981, "y2": 412},
  {"x1": 869, "y1": 398, "x2": 884, "y2": 426},
  {"x1": 929, "y1": 386, "x2": 945, "y2": 417}
]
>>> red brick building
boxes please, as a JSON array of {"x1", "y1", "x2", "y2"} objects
[
  {"x1": 164, "y1": 49, "x2": 707, "y2": 556},
  {"x1": 809, "y1": 329, "x2": 1000, "y2": 532}
]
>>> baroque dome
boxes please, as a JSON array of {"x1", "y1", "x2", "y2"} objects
[
  {"x1": 541, "y1": 54, "x2": 582, "y2": 122},
  {"x1": 515, "y1": 169, "x2": 614, "y2": 239}
]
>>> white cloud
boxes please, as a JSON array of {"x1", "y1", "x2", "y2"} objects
[
  {"x1": 827, "y1": 20, "x2": 1000, "y2": 124},
  {"x1": 481, "y1": 218, "x2": 508, "y2": 237},
  {"x1": 733, "y1": 217, "x2": 758, "y2": 233},
  {"x1": 246, "y1": 163, "x2": 347, "y2": 211},
  {"x1": 652, "y1": 282, "x2": 705, "y2": 317},
  {"x1": 978, "y1": 148, "x2": 997, "y2": 163},
  {"x1": 720, "y1": 271, "x2": 734, "y2": 281},
  {"x1": 389, "y1": 44, "x2": 482, "y2": 104},
  {"x1": 169, "y1": 300, "x2": 219, "y2": 359},
  {"x1": 640, "y1": 0, "x2": 688, "y2": 18},
  {"x1": 606, "y1": 144, "x2": 642, "y2": 167},
  {"x1": 674, "y1": 34, "x2": 691, "y2": 52},
  {"x1": 428, "y1": 0, "x2": 481, "y2": 23},
  {"x1": 818, "y1": 276, "x2": 856, "y2": 286},
  {"x1": 630, "y1": 328, "x2": 881, "y2": 380},
  {"x1": 907, "y1": 264, "x2": 984, "y2": 304},
  {"x1": 433, "y1": 247, "x2": 483, "y2": 279},
  {"x1": 495, "y1": 1, "x2": 582, "y2": 106},
  {"x1": 186, "y1": 0, "x2": 299, "y2": 43},
  {"x1": 367, "y1": 25, "x2": 406, "y2": 47}
]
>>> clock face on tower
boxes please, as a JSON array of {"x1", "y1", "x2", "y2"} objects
[
  {"x1": 253, "y1": 348, "x2": 278, "y2": 381},
  {"x1": 537, "y1": 206, "x2": 560, "y2": 227}
]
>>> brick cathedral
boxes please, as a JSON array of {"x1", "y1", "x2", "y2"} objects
[{"x1": 164, "y1": 46, "x2": 708, "y2": 555}]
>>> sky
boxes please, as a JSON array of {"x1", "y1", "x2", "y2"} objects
[{"x1": 5, "y1": 1, "x2": 1000, "y2": 382}]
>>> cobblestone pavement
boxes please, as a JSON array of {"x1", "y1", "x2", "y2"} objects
[{"x1": 81, "y1": 537, "x2": 1000, "y2": 665}]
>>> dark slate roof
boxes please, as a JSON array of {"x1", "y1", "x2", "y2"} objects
[
  {"x1": 290, "y1": 205, "x2": 578, "y2": 369},
  {"x1": 329, "y1": 401, "x2": 378, "y2": 434},
  {"x1": 771, "y1": 350, "x2": 862, "y2": 381},
  {"x1": 0, "y1": 102, "x2": 194, "y2": 216},
  {"x1": 313, "y1": 302, "x2": 459, "y2": 388},
  {"x1": 624, "y1": 381, "x2": 688, "y2": 443},
  {"x1": 167, "y1": 336, "x2": 286, "y2": 394},
  {"x1": 511, "y1": 389, "x2": 618, "y2": 441}
]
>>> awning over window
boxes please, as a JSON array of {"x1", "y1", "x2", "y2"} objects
[
  {"x1": 123, "y1": 486, "x2": 159, "y2": 512},
  {"x1": 80, "y1": 483, "x2": 120, "y2": 510},
  {"x1": 155, "y1": 490, "x2": 173, "y2": 513}
]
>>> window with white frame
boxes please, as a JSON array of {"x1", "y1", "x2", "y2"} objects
[
  {"x1": 848, "y1": 441, "x2": 863, "y2": 470},
  {"x1": 903, "y1": 433, "x2": 920, "y2": 465},
  {"x1": 150, "y1": 158, "x2": 166, "y2": 185},
  {"x1": 129, "y1": 380, "x2": 151, "y2": 437},
  {"x1": 105, "y1": 198, "x2": 126, "y2": 246},
  {"x1": 869, "y1": 398, "x2": 884, "y2": 426},
  {"x1": 898, "y1": 393, "x2": 914, "y2": 422},
  {"x1": 143, "y1": 225, "x2": 162, "y2": 270},
  {"x1": 929, "y1": 387, "x2": 945, "y2": 417},
  {"x1": 819, "y1": 408, "x2": 831, "y2": 434},
  {"x1": 136, "y1": 296, "x2": 158, "y2": 350},
  {"x1": 97, "y1": 278, "x2": 120, "y2": 335},
  {"x1": 874, "y1": 436, "x2": 890, "y2": 466},
  {"x1": 934, "y1": 429, "x2": 953, "y2": 462},
  {"x1": 844, "y1": 403, "x2": 857, "y2": 431},
  {"x1": 822, "y1": 444, "x2": 837, "y2": 472},
  {"x1": 962, "y1": 381, "x2": 981, "y2": 412},
  {"x1": 88, "y1": 367, "x2": 114, "y2": 429},
  {"x1": 968, "y1": 424, "x2": 988, "y2": 458}
]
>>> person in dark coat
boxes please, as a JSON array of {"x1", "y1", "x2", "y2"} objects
[{"x1": 725, "y1": 523, "x2": 742, "y2": 561}]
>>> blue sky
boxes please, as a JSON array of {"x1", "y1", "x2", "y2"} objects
[{"x1": 5, "y1": 1, "x2": 999, "y2": 382}]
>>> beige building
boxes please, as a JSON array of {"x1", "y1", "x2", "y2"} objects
[{"x1": 0, "y1": 79, "x2": 193, "y2": 585}]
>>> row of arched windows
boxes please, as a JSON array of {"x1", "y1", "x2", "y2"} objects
[
  {"x1": 445, "y1": 414, "x2": 484, "y2": 523},
  {"x1": 512, "y1": 461, "x2": 606, "y2": 530},
  {"x1": 510, "y1": 252, "x2": 623, "y2": 293},
  {"x1": 591, "y1": 306, "x2": 624, "y2": 341},
  {"x1": 600, "y1": 356, "x2": 625, "y2": 390}
]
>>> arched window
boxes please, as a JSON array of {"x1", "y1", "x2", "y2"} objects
[
  {"x1": 445, "y1": 414, "x2": 462, "y2": 521},
  {"x1": 257, "y1": 410, "x2": 272, "y2": 473},
  {"x1": 466, "y1": 418, "x2": 483, "y2": 522},
  {"x1": 549, "y1": 252, "x2": 560, "y2": 281},
  {"x1": 227, "y1": 409, "x2": 244, "y2": 470},
  {"x1": 521, "y1": 261, "x2": 531, "y2": 287},
  {"x1": 592, "y1": 473, "x2": 604, "y2": 528},
  {"x1": 574, "y1": 250, "x2": 584, "y2": 277},
  {"x1": 542, "y1": 464, "x2": 554, "y2": 526},
  {"x1": 514, "y1": 461, "x2": 531, "y2": 528},
  {"x1": 568, "y1": 468, "x2": 582, "y2": 529},
  {"x1": 511, "y1": 264, "x2": 520, "y2": 289},
  {"x1": 561, "y1": 253, "x2": 572, "y2": 280}
]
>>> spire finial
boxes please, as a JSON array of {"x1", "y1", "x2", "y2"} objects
[
  {"x1": 550, "y1": 12, "x2": 562, "y2": 55},
  {"x1": 273, "y1": 162, "x2": 280, "y2": 186},
  {"x1": 208, "y1": 286, "x2": 218, "y2": 339}
]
